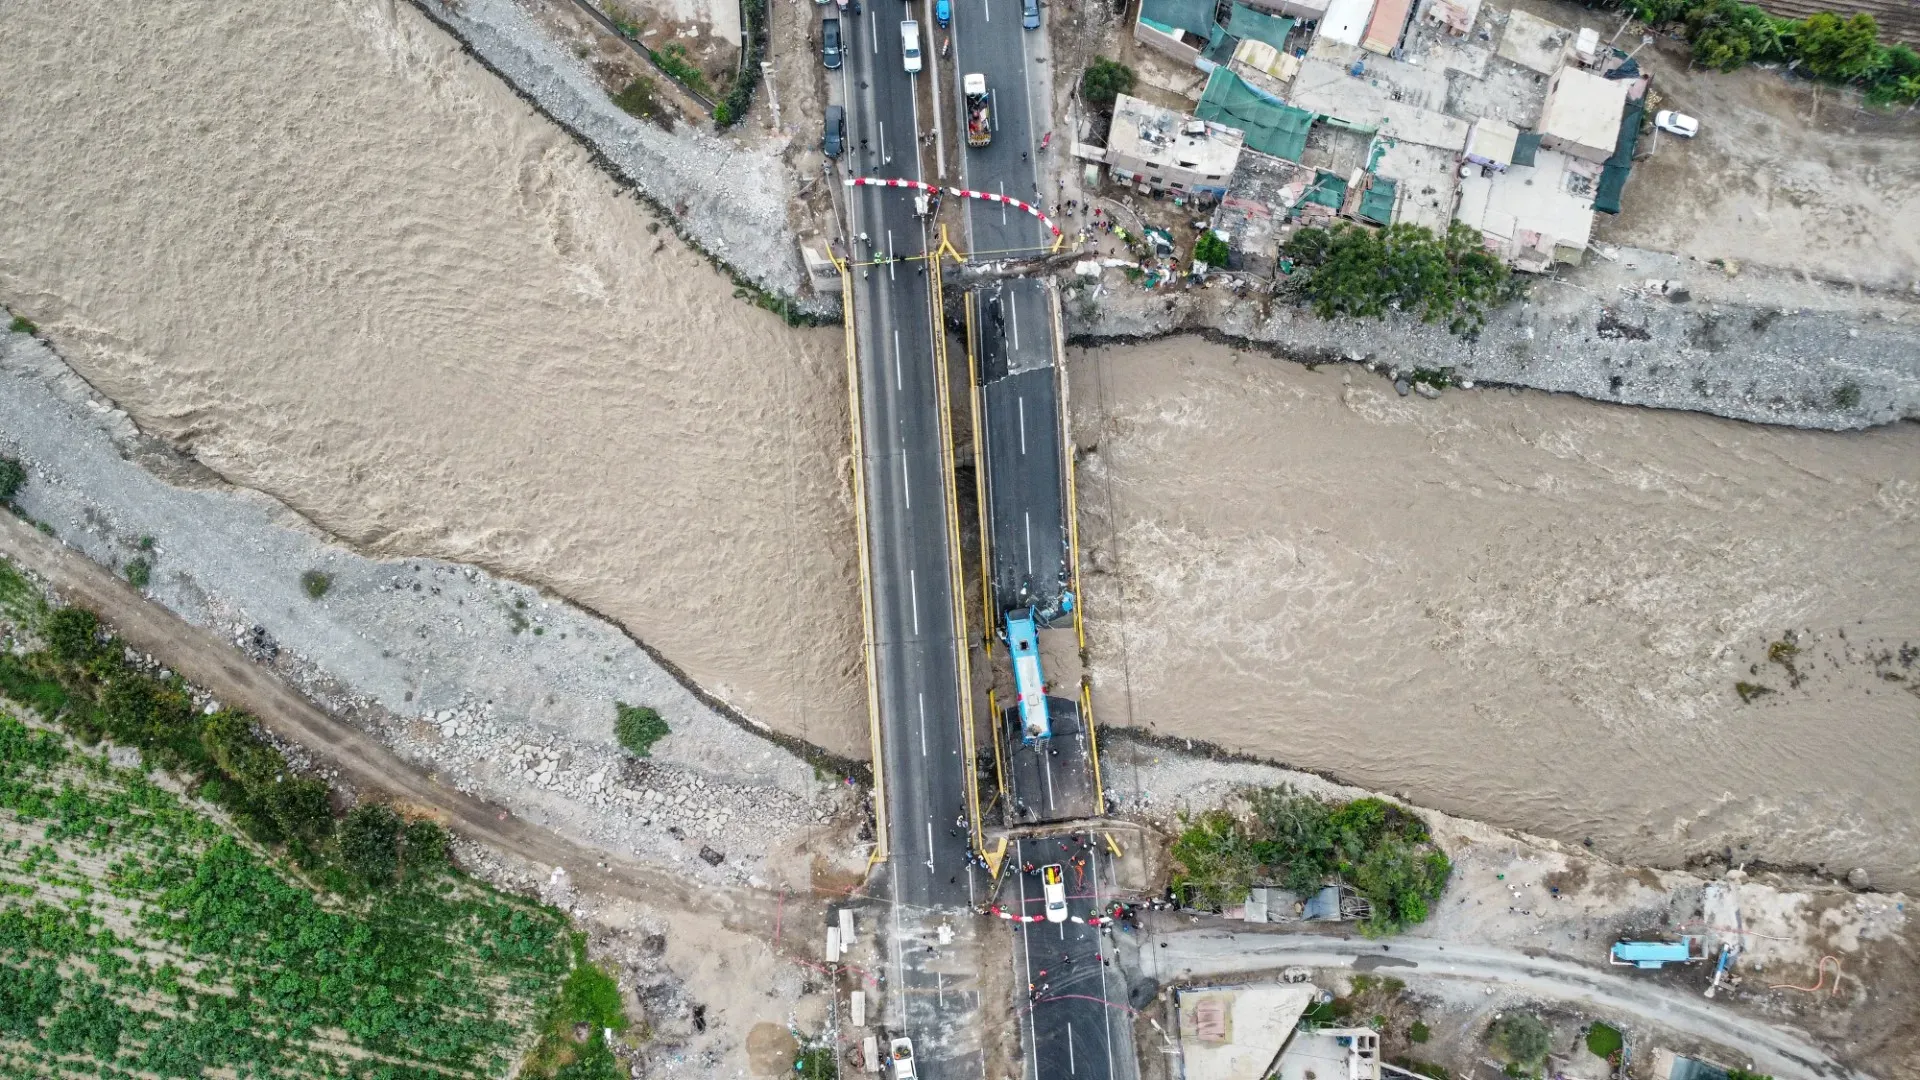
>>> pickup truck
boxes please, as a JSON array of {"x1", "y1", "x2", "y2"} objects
[
  {"x1": 889, "y1": 1037, "x2": 917, "y2": 1079},
  {"x1": 963, "y1": 73, "x2": 991, "y2": 147}
]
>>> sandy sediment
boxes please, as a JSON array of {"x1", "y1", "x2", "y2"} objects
[
  {"x1": 1072, "y1": 338, "x2": 1920, "y2": 889},
  {"x1": 0, "y1": 0, "x2": 868, "y2": 758}
]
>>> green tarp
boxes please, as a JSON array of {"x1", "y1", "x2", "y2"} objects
[
  {"x1": 1357, "y1": 177, "x2": 1396, "y2": 224},
  {"x1": 1302, "y1": 170, "x2": 1347, "y2": 208},
  {"x1": 1592, "y1": 99, "x2": 1643, "y2": 215},
  {"x1": 1139, "y1": 0, "x2": 1220, "y2": 37},
  {"x1": 1225, "y1": 4, "x2": 1295, "y2": 49},
  {"x1": 1196, "y1": 68, "x2": 1315, "y2": 162},
  {"x1": 1510, "y1": 131, "x2": 1542, "y2": 167}
]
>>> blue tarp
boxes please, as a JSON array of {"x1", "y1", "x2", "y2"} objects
[
  {"x1": 1196, "y1": 68, "x2": 1315, "y2": 162},
  {"x1": 1139, "y1": 0, "x2": 1220, "y2": 37},
  {"x1": 1225, "y1": 3, "x2": 1294, "y2": 48}
]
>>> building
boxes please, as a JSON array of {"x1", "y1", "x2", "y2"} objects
[
  {"x1": 1537, "y1": 65, "x2": 1630, "y2": 163},
  {"x1": 1176, "y1": 984, "x2": 1319, "y2": 1080},
  {"x1": 1318, "y1": 0, "x2": 1377, "y2": 46},
  {"x1": 1454, "y1": 147, "x2": 1599, "y2": 271},
  {"x1": 1463, "y1": 116, "x2": 1520, "y2": 170},
  {"x1": 1103, "y1": 94, "x2": 1246, "y2": 198},
  {"x1": 1361, "y1": 0, "x2": 1415, "y2": 54},
  {"x1": 1274, "y1": 1027, "x2": 1381, "y2": 1080}
]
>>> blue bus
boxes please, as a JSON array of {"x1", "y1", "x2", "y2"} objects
[{"x1": 1007, "y1": 608, "x2": 1051, "y2": 743}]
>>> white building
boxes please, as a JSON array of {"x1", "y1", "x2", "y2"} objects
[
  {"x1": 1537, "y1": 65, "x2": 1628, "y2": 163},
  {"x1": 1100, "y1": 94, "x2": 1246, "y2": 198}
]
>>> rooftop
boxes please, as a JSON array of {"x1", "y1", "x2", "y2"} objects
[
  {"x1": 1176, "y1": 984, "x2": 1318, "y2": 1080},
  {"x1": 1539, "y1": 65, "x2": 1630, "y2": 153},
  {"x1": 1110, "y1": 94, "x2": 1248, "y2": 176},
  {"x1": 1287, "y1": 57, "x2": 1470, "y2": 150},
  {"x1": 1454, "y1": 147, "x2": 1598, "y2": 270}
]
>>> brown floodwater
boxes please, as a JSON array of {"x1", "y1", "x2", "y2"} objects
[{"x1": 1071, "y1": 340, "x2": 1920, "y2": 887}]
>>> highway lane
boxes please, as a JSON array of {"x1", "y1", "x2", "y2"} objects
[
  {"x1": 836, "y1": 4, "x2": 988, "y2": 1074},
  {"x1": 1011, "y1": 833, "x2": 1135, "y2": 1080},
  {"x1": 947, "y1": 0, "x2": 1049, "y2": 257},
  {"x1": 975, "y1": 279, "x2": 1066, "y2": 614}
]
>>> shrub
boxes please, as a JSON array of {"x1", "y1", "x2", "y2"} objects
[
  {"x1": 0, "y1": 455, "x2": 26, "y2": 501},
  {"x1": 44, "y1": 607, "x2": 103, "y2": 663},
  {"x1": 301, "y1": 569, "x2": 332, "y2": 599},
  {"x1": 1081, "y1": 58, "x2": 1135, "y2": 111},
  {"x1": 8, "y1": 315, "x2": 35, "y2": 335},
  {"x1": 265, "y1": 778, "x2": 336, "y2": 844},
  {"x1": 714, "y1": 0, "x2": 767, "y2": 130},
  {"x1": 339, "y1": 804, "x2": 403, "y2": 886},
  {"x1": 1410, "y1": 1020, "x2": 1431, "y2": 1043},
  {"x1": 1726, "y1": 1070, "x2": 1774, "y2": 1080},
  {"x1": 614, "y1": 702, "x2": 670, "y2": 757},
  {"x1": 404, "y1": 819, "x2": 450, "y2": 869},
  {"x1": 125, "y1": 557, "x2": 153, "y2": 590},
  {"x1": 1490, "y1": 1013, "x2": 1552, "y2": 1068},
  {"x1": 1585, "y1": 1021, "x2": 1623, "y2": 1059},
  {"x1": 612, "y1": 77, "x2": 660, "y2": 121}
]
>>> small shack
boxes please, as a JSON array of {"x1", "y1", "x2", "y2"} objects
[{"x1": 1610, "y1": 937, "x2": 1704, "y2": 969}]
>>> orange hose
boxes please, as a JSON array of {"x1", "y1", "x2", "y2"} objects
[{"x1": 1768, "y1": 955, "x2": 1842, "y2": 996}]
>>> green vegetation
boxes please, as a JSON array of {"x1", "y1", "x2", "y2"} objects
[
  {"x1": 1080, "y1": 58, "x2": 1136, "y2": 111},
  {"x1": 1726, "y1": 1069, "x2": 1775, "y2": 1080},
  {"x1": 1169, "y1": 786, "x2": 1452, "y2": 934},
  {"x1": 0, "y1": 457, "x2": 26, "y2": 503},
  {"x1": 1626, "y1": 0, "x2": 1920, "y2": 103},
  {"x1": 7, "y1": 316, "x2": 35, "y2": 336},
  {"x1": 651, "y1": 43, "x2": 712, "y2": 99},
  {"x1": 1192, "y1": 230, "x2": 1230, "y2": 270},
  {"x1": 1830, "y1": 380, "x2": 1862, "y2": 410},
  {"x1": 522, "y1": 935, "x2": 628, "y2": 1079},
  {"x1": 1281, "y1": 222, "x2": 1520, "y2": 335},
  {"x1": 1489, "y1": 1013, "x2": 1552, "y2": 1072},
  {"x1": 715, "y1": 0, "x2": 768, "y2": 128},
  {"x1": 613, "y1": 77, "x2": 662, "y2": 121},
  {"x1": 1734, "y1": 680, "x2": 1774, "y2": 703},
  {"x1": 1410, "y1": 1020, "x2": 1431, "y2": 1043},
  {"x1": 1585, "y1": 1021, "x2": 1623, "y2": 1059},
  {"x1": 614, "y1": 702, "x2": 670, "y2": 757},
  {"x1": 124, "y1": 557, "x2": 152, "y2": 590},
  {"x1": 301, "y1": 569, "x2": 332, "y2": 599},
  {"x1": 0, "y1": 561, "x2": 626, "y2": 1077},
  {"x1": 796, "y1": 1044, "x2": 838, "y2": 1080}
]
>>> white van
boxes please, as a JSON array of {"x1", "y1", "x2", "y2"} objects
[{"x1": 901, "y1": 20, "x2": 922, "y2": 74}]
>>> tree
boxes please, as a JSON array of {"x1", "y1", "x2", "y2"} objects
[
  {"x1": 339, "y1": 804, "x2": 403, "y2": 886},
  {"x1": 1281, "y1": 221, "x2": 1517, "y2": 335},
  {"x1": 1192, "y1": 230, "x2": 1230, "y2": 269},
  {"x1": 1726, "y1": 1069, "x2": 1774, "y2": 1080},
  {"x1": 1080, "y1": 58, "x2": 1135, "y2": 111},
  {"x1": 614, "y1": 702, "x2": 670, "y2": 757},
  {"x1": 265, "y1": 778, "x2": 336, "y2": 845},
  {"x1": 403, "y1": 819, "x2": 449, "y2": 870},
  {"x1": 1796, "y1": 12, "x2": 1880, "y2": 80}
]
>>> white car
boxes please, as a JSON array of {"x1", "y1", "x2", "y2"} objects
[
  {"x1": 1041, "y1": 863, "x2": 1068, "y2": 923},
  {"x1": 901, "y1": 20, "x2": 922, "y2": 74},
  {"x1": 889, "y1": 1037, "x2": 917, "y2": 1079},
  {"x1": 1654, "y1": 110, "x2": 1699, "y2": 138}
]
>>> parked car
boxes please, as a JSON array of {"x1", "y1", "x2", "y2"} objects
[
  {"x1": 1022, "y1": 0, "x2": 1040, "y2": 29},
  {"x1": 823, "y1": 105, "x2": 846, "y2": 157},
  {"x1": 935, "y1": 0, "x2": 951, "y2": 26},
  {"x1": 1041, "y1": 863, "x2": 1067, "y2": 922},
  {"x1": 1654, "y1": 110, "x2": 1699, "y2": 137},
  {"x1": 821, "y1": 17, "x2": 843, "y2": 69},
  {"x1": 901, "y1": 19, "x2": 922, "y2": 74}
]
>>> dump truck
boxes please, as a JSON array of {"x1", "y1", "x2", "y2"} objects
[{"x1": 963, "y1": 73, "x2": 991, "y2": 147}]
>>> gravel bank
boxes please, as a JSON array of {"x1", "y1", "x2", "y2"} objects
[
  {"x1": 0, "y1": 329, "x2": 856, "y2": 888},
  {"x1": 408, "y1": 0, "x2": 830, "y2": 316},
  {"x1": 1067, "y1": 244, "x2": 1920, "y2": 431}
]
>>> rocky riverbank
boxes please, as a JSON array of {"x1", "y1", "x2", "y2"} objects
[{"x1": 1065, "y1": 244, "x2": 1920, "y2": 431}]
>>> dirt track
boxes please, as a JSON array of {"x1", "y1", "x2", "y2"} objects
[{"x1": 0, "y1": 511, "x2": 806, "y2": 936}]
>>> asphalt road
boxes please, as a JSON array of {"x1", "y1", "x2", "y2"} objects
[
  {"x1": 1011, "y1": 833, "x2": 1137, "y2": 1080},
  {"x1": 947, "y1": 0, "x2": 1050, "y2": 257},
  {"x1": 834, "y1": 4, "x2": 989, "y2": 1074},
  {"x1": 1141, "y1": 927, "x2": 1871, "y2": 1080},
  {"x1": 975, "y1": 280, "x2": 1067, "y2": 615}
]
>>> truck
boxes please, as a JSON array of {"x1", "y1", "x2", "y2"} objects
[{"x1": 963, "y1": 73, "x2": 991, "y2": 147}]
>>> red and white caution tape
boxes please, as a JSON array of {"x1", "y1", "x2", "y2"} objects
[{"x1": 846, "y1": 177, "x2": 1062, "y2": 238}]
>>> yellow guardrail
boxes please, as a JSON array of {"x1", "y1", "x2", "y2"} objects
[
  {"x1": 1081, "y1": 680, "x2": 1105, "y2": 815},
  {"x1": 1049, "y1": 281, "x2": 1086, "y2": 655},
  {"x1": 833, "y1": 245, "x2": 889, "y2": 864},
  {"x1": 986, "y1": 686, "x2": 1007, "y2": 814},
  {"x1": 965, "y1": 292, "x2": 994, "y2": 658},
  {"x1": 929, "y1": 225, "x2": 985, "y2": 857}
]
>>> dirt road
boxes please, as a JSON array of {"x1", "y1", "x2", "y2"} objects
[
  {"x1": 0, "y1": 512, "x2": 804, "y2": 936},
  {"x1": 1140, "y1": 925, "x2": 1868, "y2": 1079}
]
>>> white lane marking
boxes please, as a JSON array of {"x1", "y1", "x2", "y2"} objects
[
  {"x1": 1018, "y1": 395, "x2": 1027, "y2": 454},
  {"x1": 919, "y1": 692, "x2": 928, "y2": 757},
  {"x1": 910, "y1": 568, "x2": 920, "y2": 634},
  {"x1": 938, "y1": 971, "x2": 945, "y2": 1007},
  {"x1": 870, "y1": 7, "x2": 878, "y2": 51},
  {"x1": 1009, "y1": 289, "x2": 1020, "y2": 349},
  {"x1": 998, "y1": 181, "x2": 1008, "y2": 224},
  {"x1": 902, "y1": 455, "x2": 912, "y2": 508},
  {"x1": 888, "y1": 229, "x2": 897, "y2": 281},
  {"x1": 1044, "y1": 744, "x2": 1056, "y2": 811},
  {"x1": 894, "y1": 328, "x2": 903, "y2": 390},
  {"x1": 926, "y1": 821, "x2": 935, "y2": 874},
  {"x1": 1025, "y1": 511, "x2": 1033, "y2": 574},
  {"x1": 1068, "y1": 1023, "x2": 1076, "y2": 1074},
  {"x1": 1092, "y1": 835, "x2": 1118, "y2": 1078},
  {"x1": 1016, "y1": 840, "x2": 1039, "y2": 1069},
  {"x1": 983, "y1": 0, "x2": 990, "y2": 21},
  {"x1": 880, "y1": 120, "x2": 888, "y2": 164}
]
